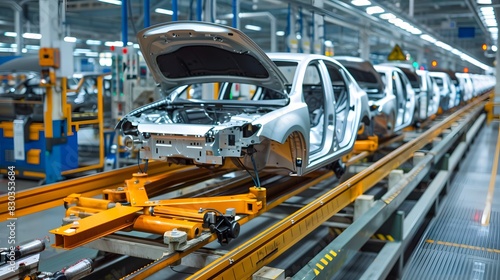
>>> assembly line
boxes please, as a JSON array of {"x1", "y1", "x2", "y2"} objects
[{"x1": 1, "y1": 0, "x2": 500, "y2": 279}]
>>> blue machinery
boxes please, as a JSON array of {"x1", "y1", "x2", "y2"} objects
[{"x1": 0, "y1": 48, "x2": 106, "y2": 184}]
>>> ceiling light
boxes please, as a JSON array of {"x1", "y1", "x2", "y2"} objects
[
  {"x1": 104, "y1": 41, "x2": 123, "y2": 47},
  {"x1": 485, "y1": 19, "x2": 497, "y2": 26},
  {"x1": 489, "y1": 27, "x2": 498, "y2": 33},
  {"x1": 351, "y1": 0, "x2": 371, "y2": 6},
  {"x1": 435, "y1": 41, "x2": 452, "y2": 51},
  {"x1": 155, "y1": 8, "x2": 173, "y2": 15},
  {"x1": 26, "y1": 45, "x2": 40, "y2": 50},
  {"x1": 420, "y1": 34, "x2": 437, "y2": 43},
  {"x1": 64, "y1": 36, "x2": 77, "y2": 43},
  {"x1": 4, "y1": 32, "x2": 17, "y2": 37},
  {"x1": 0, "y1": 47, "x2": 15, "y2": 53},
  {"x1": 388, "y1": 18, "x2": 403, "y2": 25},
  {"x1": 477, "y1": 0, "x2": 492, "y2": 4},
  {"x1": 245, "y1": 24, "x2": 261, "y2": 31},
  {"x1": 23, "y1": 33, "x2": 42, "y2": 39},
  {"x1": 492, "y1": 45, "x2": 497, "y2": 51},
  {"x1": 98, "y1": 0, "x2": 121, "y2": 5},
  {"x1": 409, "y1": 28, "x2": 422, "y2": 35},
  {"x1": 366, "y1": 6, "x2": 384, "y2": 15},
  {"x1": 380, "y1": 13, "x2": 396, "y2": 20},
  {"x1": 480, "y1": 7, "x2": 494, "y2": 15},
  {"x1": 86, "y1": 39, "x2": 102, "y2": 45},
  {"x1": 276, "y1": 31, "x2": 285, "y2": 36}
]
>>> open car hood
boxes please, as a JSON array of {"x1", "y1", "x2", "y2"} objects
[{"x1": 137, "y1": 21, "x2": 288, "y2": 93}]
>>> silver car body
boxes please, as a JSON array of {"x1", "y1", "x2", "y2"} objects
[
  {"x1": 455, "y1": 72, "x2": 474, "y2": 101},
  {"x1": 416, "y1": 69, "x2": 441, "y2": 117},
  {"x1": 118, "y1": 21, "x2": 370, "y2": 176},
  {"x1": 428, "y1": 71, "x2": 457, "y2": 111},
  {"x1": 334, "y1": 56, "x2": 399, "y2": 138},
  {"x1": 374, "y1": 65, "x2": 416, "y2": 134}
]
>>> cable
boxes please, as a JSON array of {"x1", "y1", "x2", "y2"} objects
[
  {"x1": 170, "y1": 266, "x2": 194, "y2": 275},
  {"x1": 127, "y1": 0, "x2": 138, "y2": 37},
  {"x1": 137, "y1": 152, "x2": 143, "y2": 173},
  {"x1": 250, "y1": 153, "x2": 261, "y2": 188},
  {"x1": 236, "y1": 158, "x2": 259, "y2": 187}
]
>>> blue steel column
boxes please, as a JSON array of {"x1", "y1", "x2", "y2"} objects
[
  {"x1": 232, "y1": 0, "x2": 239, "y2": 28},
  {"x1": 122, "y1": 0, "x2": 128, "y2": 46},
  {"x1": 197, "y1": 0, "x2": 202, "y2": 21},
  {"x1": 172, "y1": 0, "x2": 178, "y2": 21},
  {"x1": 144, "y1": 0, "x2": 150, "y2": 28}
]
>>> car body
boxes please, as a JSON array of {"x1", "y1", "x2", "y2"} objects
[
  {"x1": 117, "y1": 21, "x2": 370, "y2": 177},
  {"x1": 374, "y1": 65, "x2": 416, "y2": 134},
  {"x1": 0, "y1": 71, "x2": 44, "y2": 121},
  {"x1": 455, "y1": 72, "x2": 474, "y2": 102},
  {"x1": 66, "y1": 72, "x2": 112, "y2": 114},
  {"x1": 381, "y1": 62, "x2": 432, "y2": 124},
  {"x1": 428, "y1": 71, "x2": 457, "y2": 111},
  {"x1": 416, "y1": 69, "x2": 440, "y2": 117}
]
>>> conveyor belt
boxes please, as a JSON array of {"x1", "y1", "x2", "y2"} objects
[{"x1": 402, "y1": 122, "x2": 500, "y2": 279}]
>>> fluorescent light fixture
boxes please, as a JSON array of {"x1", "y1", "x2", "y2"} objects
[
  {"x1": 435, "y1": 41, "x2": 452, "y2": 51},
  {"x1": 480, "y1": 7, "x2": 494, "y2": 15},
  {"x1": 489, "y1": 27, "x2": 498, "y2": 33},
  {"x1": 64, "y1": 36, "x2": 77, "y2": 43},
  {"x1": 74, "y1": 48, "x2": 91, "y2": 53},
  {"x1": 4, "y1": 32, "x2": 17, "y2": 37},
  {"x1": 155, "y1": 8, "x2": 173, "y2": 15},
  {"x1": 276, "y1": 31, "x2": 285, "y2": 36},
  {"x1": 26, "y1": 45, "x2": 40, "y2": 50},
  {"x1": 245, "y1": 24, "x2": 261, "y2": 31},
  {"x1": 23, "y1": 33, "x2": 41, "y2": 39},
  {"x1": 22, "y1": 48, "x2": 27, "y2": 53},
  {"x1": 483, "y1": 14, "x2": 496, "y2": 20},
  {"x1": 409, "y1": 28, "x2": 422, "y2": 35},
  {"x1": 379, "y1": 13, "x2": 396, "y2": 20},
  {"x1": 420, "y1": 34, "x2": 437, "y2": 43},
  {"x1": 324, "y1": 40, "x2": 333, "y2": 47},
  {"x1": 104, "y1": 41, "x2": 123, "y2": 47},
  {"x1": 388, "y1": 18, "x2": 403, "y2": 25},
  {"x1": 451, "y1": 49, "x2": 462, "y2": 56},
  {"x1": 351, "y1": 0, "x2": 371, "y2": 6},
  {"x1": 86, "y1": 39, "x2": 102, "y2": 45},
  {"x1": 492, "y1": 45, "x2": 497, "y2": 52},
  {"x1": 133, "y1": 43, "x2": 140, "y2": 49},
  {"x1": 98, "y1": 0, "x2": 121, "y2": 5},
  {"x1": 85, "y1": 52, "x2": 99, "y2": 57},
  {"x1": 366, "y1": 6, "x2": 384, "y2": 15},
  {"x1": 0, "y1": 47, "x2": 15, "y2": 52},
  {"x1": 477, "y1": 0, "x2": 492, "y2": 4},
  {"x1": 485, "y1": 19, "x2": 497, "y2": 26}
]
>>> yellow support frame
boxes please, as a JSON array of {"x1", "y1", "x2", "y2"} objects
[{"x1": 50, "y1": 172, "x2": 266, "y2": 249}]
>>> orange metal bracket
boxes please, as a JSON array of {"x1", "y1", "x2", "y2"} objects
[
  {"x1": 51, "y1": 172, "x2": 267, "y2": 249},
  {"x1": 50, "y1": 205, "x2": 142, "y2": 249},
  {"x1": 354, "y1": 135, "x2": 379, "y2": 153}
]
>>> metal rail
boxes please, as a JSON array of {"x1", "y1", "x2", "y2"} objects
[
  {"x1": 0, "y1": 162, "x2": 191, "y2": 220},
  {"x1": 186, "y1": 95, "x2": 488, "y2": 279}
]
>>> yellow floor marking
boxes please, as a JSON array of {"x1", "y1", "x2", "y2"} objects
[
  {"x1": 426, "y1": 239, "x2": 500, "y2": 254},
  {"x1": 481, "y1": 124, "x2": 500, "y2": 226}
]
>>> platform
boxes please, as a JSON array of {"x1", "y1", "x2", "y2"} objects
[{"x1": 402, "y1": 121, "x2": 500, "y2": 279}]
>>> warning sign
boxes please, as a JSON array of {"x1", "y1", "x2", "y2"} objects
[{"x1": 388, "y1": 44, "x2": 406, "y2": 61}]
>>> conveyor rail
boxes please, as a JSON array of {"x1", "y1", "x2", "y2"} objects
[
  {"x1": 0, "y1": 163, "x2": 191, "y2": 220},
  {"x1": 184, "y1": 95, "x2": 489, "y2": 279}
]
